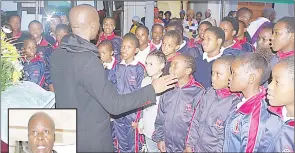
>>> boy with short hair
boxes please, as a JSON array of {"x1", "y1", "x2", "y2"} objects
[
  {"x1": 28, "y1": 20, "x2": 50, "y2": 47},
  {"x1": 236, "y1": 20, "x2": 255, "y2": 52},
  {"x1": 150, "y1": 24, "x2": 164, "y2": 50},
  {"x1": 219, "y1": 17, "x2": 245, "y2": 56},
  {"x1": 257, "y1": 56, "x2": 294, "y2": 152},
  {"x1": 135, "y1": 25, "x2": 157, "y2": 65},
  {"x1": 166, "y1": 21, "x2": 203, "y2": 58},
  {"x1": 236, "y1": 7, "x2": 253, "y2": 43},
  {"x1": 195, "y1": 21, "x2": 212, "y2": 44},
  {"x1": 45, "y1": 15, "x2": 62, "y2": 45},
  {"x1": 185, "y1": 55, "x2": 241, "y2": 152},
  {"x1": 193, "y1": 27, "x2": 225, "y2": 89},
  {"x1": 98, "y1": 40, "x2": 118, "y2": 79},
  {"x1": 108, "y1": 33, "x2": 145, "y2": 152},
  {"x1": 53, "y1": 24, "x2": 70, "y2": 49},
  {"x1": 22, "y1": 38, "x2": 46, "y2": 88},
  {"x1": 96, "y1": 17, "x2": 122, "y2": 59},
  {"x1": 223, "y1": 53, "x2": 270, "y2": 152},
  {"x1": 152, "y1": 54, "x2": 205, "y2": 152}
]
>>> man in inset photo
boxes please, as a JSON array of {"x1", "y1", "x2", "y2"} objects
[{"x1": 27, "y1": 112, "x2": 57, "y2": 153}]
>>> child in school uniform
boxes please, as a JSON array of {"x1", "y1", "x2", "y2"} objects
[
  {"x1": 184, "y1": 55, "x2": 242, "y2": 152},
  {"x1": 219, "y1": 17, "x2": 245, "y2": 57},
  {"x1": 28, "y1": 20, "x2": 51, "y2": 47},
  {"x1": 152, "y1": 54, "x2": 205, "y2": 152},
  {"x1": 22, "y1": 38, "x2": 47, "y2": 89},
  {"x1": 138, "y1": 51, "x2": 166, "y2": 152},
  {"x1": 108, "y1": 33, "x2": 145, "y2": 152},
  {"x1": 223, "y1": 53, "x2": 270, "y2": 152},
  {"x1": 271, "y1": 17, "x2": 294, "y2": 61},
  {"x1": 150, "y1": 24, "x2": 164, "y2": 50},
  {"x1": 236, "y1": 7, "x2": 253, "y2": 43},
  {"x1": 194, "y1": 21, "x2": 212, "y2": 44},
  {"x1": 165, "y1": 21, "x2": 203, "y2": 58},
  {"x1": 96, "y1": 17, "x2": 122, "y2": 60},
  {"x1": 257, "y1": 56, "x2": 294, "y2": 152},
  {"x1": 98, "y1": 40, "x2": 118, "y2": 79},
  {"x1": 193, "y1": 27, "x2": 226, "y2": 89},
  {"x1": 53, "y1": 24, "x2": 70, "y2": 49},
  {"x1": 235, "y1": 20, "x2": 255, "y2": 52},
  {"x1": 161, "y1": 30, "x2": 181, "y2": 75},
  {"x1": 135, "y1": 25, "x2": 157, "y2": 65}
]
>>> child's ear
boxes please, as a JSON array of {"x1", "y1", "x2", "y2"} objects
[
  {"x1": 175, "y1": 45, "x2": 180, "y2": 51},
  {"x1": 160, "y1": 63, "x2": 165, "y2": 70},
  {"x1": 217, "y1": 38, "x2": 223, "y2": 46},
  {"x1": 243, "y1": 28, "x2": 247, "y2": 33},
  {"x1": 290, "y1": 33, "x2": 294, "y2": 41},
  {"x1": 249, "y1": 73, "x2": 256, "y2": 84},
  {"x1": 185, "y1": 68, "x2": 192, "y2": 75},
  {"x1": 232, "y1": 30, "x2": 237, "y2": 37},
  {"x1": 111, "y1": 50, "x2": 114, "y2": 56}
]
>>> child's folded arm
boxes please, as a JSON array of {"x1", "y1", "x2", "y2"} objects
[
  {"x1": 29, "y1": 62, "x2": 46, "y2": 86},
  {"x1": 152, "y1": 95, "x2": 165, "y2": 142}
]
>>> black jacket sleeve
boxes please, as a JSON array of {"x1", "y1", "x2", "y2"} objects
[{"x1": 83, "y1": 56, "x2": 157, "y2": 115}]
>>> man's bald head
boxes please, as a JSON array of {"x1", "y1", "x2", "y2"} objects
[
  {"x1": 69, "y1": 4, "x2": 100, "y2": 41},
  {"x1": 263, "y1": 8, "x2": 276, "y2": 22},
  {"x1": 28, "y1": 112, "x2": 55, "y2": 130}
]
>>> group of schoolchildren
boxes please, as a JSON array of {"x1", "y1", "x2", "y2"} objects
[
  {"x1": 96, "y1": 7, "x2": 294, "y2": 153},
  {"x1": 5, "y1": 14, "x2": 70, "y2": 91}
]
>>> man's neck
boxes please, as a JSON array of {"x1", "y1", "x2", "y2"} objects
[
  {"x1": 74, "y1": 32, "x2": 90, "y2": 41},
  {"x1": 177, "y1": 76, "x2": 190, "y2": 88},
  {"x1": 286, "y1": 104, "x2": 294, "y2": 117},
  {"x1": 237, "y1": 35, "x2": 245, "y2": 41},
  {"x1": 152, "y1": 39, "x2": 161, "y2": 45},
  {"x1": 223, "y1": 39, "x2": 234, "y2": 48},
  {"x1": 242, "y1": 85, "x2": 260, "y2": 99},
  {"x1": 139, "y1": 43, "x2": 149, "y2": 51},
  {"x1": 207, "y1": 48, "x2": 221, "y2": 58}
]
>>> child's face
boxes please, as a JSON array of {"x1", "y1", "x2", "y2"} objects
[
  {"x1": 267, "y1": 63, "x2": 294, "y2": 107},
  {"x1": 152, "y1": 26, "x2": 163, "y2": 42},
  {"x1": 8, "y1": 16, "x2": 21, "y2": 32},
  {"x1": 24, "y1": 40, "x2": 37, "y2": 58},
  {"x1": 257, "y1": 28, "x2": 272, "y2": 50},
  {"x1": 121, "y1": 39, "x2": 137, "y2": 61},
  {"x1": 220, "y1": 21, "x2": 235, "y2": 41},
  {"x1": 212, "y1": 60, "x2": 231, "y2": 90},
  {"x1": 237, "y1": 11, "x2": 251, "y2": 27},
  {"x1": 237, "y1": 22, "x2": 246, "y2": 37},
  {"x1": 162, "y1": 36, "x2": 179, "y2": 57},
  {"x1": 271, "y1": 22, "x2": 294, "y2": 52},
  {"x1": 229, "y1": 59, "x2": 249, "y2": 92},
  {"x1": 198, "y1": 24, "x2": 210, "y2": 39},
  {"x1": 202, "y1": 30, "x2": 221, "y2": 53},
  {"x1": 165, "y1": 13, "x2": 171, "y2": 20},
  {"x1": 98, "y1": 44, "x2": 113, "y2": 63},
  {"x1": 50, "y1": 18, "x2": 62, "y2": 32},
  {"x1": 55, "y1": 30, "x2": 68, "y2": 43},
  {"x1": 103, "y1": 18, "x2": 115, "y2": 34},
  {"x1": 135, "y1": 28, "x2": 149, "y2": 48},
  {"x1": 169, "y1": 55, "x2": 190, "y2": 79},
  {"x1": 196, "y1": 14, "x2": 202, "y2": 21},
  {"x1": 29, "y1": 23, "x2": 43, "y2": 40},
  {"x1": 145, "y1": 56, "x2": 164, "y2": 77}
]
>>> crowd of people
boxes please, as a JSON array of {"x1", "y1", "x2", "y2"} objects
[{"x1": 1, "y1": 4, "x2": 294, "y2": 153}]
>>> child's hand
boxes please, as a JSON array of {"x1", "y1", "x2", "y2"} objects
[
  {"x1": 183, "y1": 147, "x2": 193, "y2": 153},
  {"x1": 131, "y1": 121, "x2": 138, "y2": 129},
  {"x1": 157, "y1": 141, "x2": 166, "y2": 152}
]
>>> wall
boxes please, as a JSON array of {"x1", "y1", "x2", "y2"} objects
[
  {"x1": 123, "y1": 1, "x2": 146, "y2": 35},
  {"x1": 189, "y1": 2, "x2": 208, "y2": 20},
  {"x1": 189, "y1": 1, "x2": 222, "y2": 24},
  {"x1": 1, "y1": 1, "x2": 17, "y2": 12},
  {"x1": 274, "y1": 3, "x2": 294, "y2": 22},
  {"x1": 158, "y1": 1, "x2": 182, "y2": 18}
]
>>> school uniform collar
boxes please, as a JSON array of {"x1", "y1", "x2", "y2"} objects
[
  {"x1": 103, "y1": 57, "x2": 117, "y2": 70},
  {"x1": 22, "y1": 55, "x2": 43, "y2": 63},
  {"x1": 13, "y1": 31, "x2": 22, "y2": 39},
  {"x1": 177, "y1": 40, "x2": 187, "y2": 52},
  {"x1": 203, "y1": 48, "x2": 224, "y2": 63},
  {"x1": 237, "y1": 86, "x2": 266, "y2": 114},
  {"x1": 268, "y1": 106, "x2": 294, "y2": 126},
  {"x1": 216, "y1": 88, "x2": 242, "y2": 99},
  {"x1": 100, "y1": 32, "x2": 116, "y2": 41},
  {"x1": 175, "y1": 75, "x2": 204, "y2": 89},
  {"x1": 235, "y1": 37, "x2": 247, "y2": 45},
  {"x1": 277, "y1": 50, "x2": 294, "y2": 59},
  {"x1": 120, "y1": 58, "x2": 139, "y2": 66},
  {"x1": 151, "y1": 40, "x2": 162, "y2": 49},
  {"x1": 167, "y1": 52, "x2": 181, "y2": 62},
  {"x1": 282, "y1": 106, "x2": 294, "y2": 123},
  {"x1": 37, "y1": 37, "x2": 49, "y2": 46}
]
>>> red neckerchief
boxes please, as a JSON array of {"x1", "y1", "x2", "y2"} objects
[
  {"x1": 96, "y1": 32, "x2": 116, "y2": 46},
  {"x1": 231, "y1": 40, "x2": 243, "y2": 50},
  {"x1": 235, "y1": 37, "x2": 247, "y2": 45},
  {"x1": 52, "y1": 42, "x2": 59, "y2": 49},
  {"x1": 287, "y1": 120, "x2": 294, "y2": 126},
  {"x1": 176, "y1": 75, "x2": 203, "y2": 89},
  {"x1": 216, "y1": 88, "x2": 234, "y2": 98},
  {"x1": 238, "y1": 86, "x2": 266, "y2": 114},
  {"x1": 167, "y1": 52, "x2": 181, "y2": 62},
  {"x1": 38, "y1": 38, "x2": 49, "y2": 47},
  {"x1": 277, "y1": 51, "x2": 294, "y2": 59},
  {"x1": 13, "y1": 31, "x2": 22, "y2": 39},
  {"x1": 196, "y1": 39, "x2": 202, "y2": 44}
]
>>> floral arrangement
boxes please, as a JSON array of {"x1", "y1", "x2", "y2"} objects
[{"x1": 0, "y1": 26, "x2": 23, "y2": 91}]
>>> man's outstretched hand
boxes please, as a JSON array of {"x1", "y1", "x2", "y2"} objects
[{"x1": 152, "y1": 74, "x2": 178, "y2": 94}]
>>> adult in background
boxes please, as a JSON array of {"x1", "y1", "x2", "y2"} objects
[
  {"x1": 196, "y1": 11, "x2": 202, "y2": 25},
  {"x1": 202, "y1": 9, "x2": 216, "y2": 26},
  {"x1": 154, "y1": 7, "x2": 165, "y2": 26},
  {"x1": 163, "y1": 11, "x2": 172, "y2": 26},
  {"x1": 247, "y1": 7, "x2": 276, "y2": 46},
  {"x1": 183, "y1": 9, "x2": 199, "y2": 38},
  {"x1": 180, "y1": 10, "x2": 186, "y2": 20},
  {"x1": 50, "y1": 4, "x2": 178, "y2": 152},
  {"x1": 227, "y1": 10, "x2": 237, "y2": 18},
  {"x1": 236, "y1": 7, "x2": 253, "y2": 43}
]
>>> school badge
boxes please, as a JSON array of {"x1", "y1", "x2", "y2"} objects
[
  {"x1": 232, "y1": 119, "x2": 240, "y2": 134},
  {"x1": 186, "y1": 104, "x2": 192, "y2": 111},
  {"x1": 215, "y1": 118, "x2": 224, "y2": 129}
]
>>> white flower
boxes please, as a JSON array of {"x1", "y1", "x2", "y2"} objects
[{"x1": 2, "y1": 26, "x2": 12, "y2": 34}]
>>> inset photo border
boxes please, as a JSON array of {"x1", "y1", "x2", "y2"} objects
[{"x1": 8, "y1": 108, "x2": 77, "y2": 153}]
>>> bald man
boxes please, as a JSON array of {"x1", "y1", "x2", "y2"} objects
[
  {"x1": 50, "y1": 4, "x2": 178, "y2": 152},
  {"x1": 28, "y1": 112, "x2": 56, "y2": 153},
  {"x1": 247, "y1": 7, "x2": 276, "y2": 45}
]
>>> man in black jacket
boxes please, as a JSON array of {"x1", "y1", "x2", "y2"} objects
[{"x1": 50, "y1": 4, "x2": 177, "y2": 152}]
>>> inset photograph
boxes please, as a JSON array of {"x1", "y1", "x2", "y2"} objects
[{"x1": 8, "y1": 109, "x2": 76, "y2": 153}]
